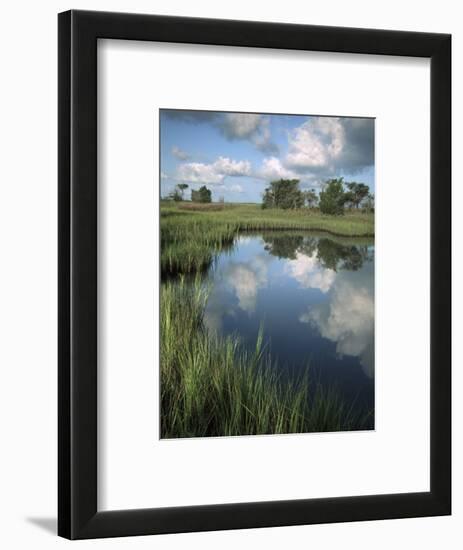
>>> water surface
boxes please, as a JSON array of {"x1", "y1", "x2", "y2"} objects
[{"x1": 203, "y1": 232, "x2": 375, "y2": 418}]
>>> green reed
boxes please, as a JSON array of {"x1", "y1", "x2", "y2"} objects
[
  {"x1": 160, "y1": 203, "x2": 374, "y2": 276},
  {"x1": 160, "y1": 277, "x2": 372, "y2": 438}
]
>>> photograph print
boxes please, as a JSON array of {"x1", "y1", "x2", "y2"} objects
[{"x1": 160, "y1": 109, "x2": 375, "y2": 439}]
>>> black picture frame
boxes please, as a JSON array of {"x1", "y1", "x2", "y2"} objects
[{"x1": 58, "y1": 9, "x2": 451, "y2": 540}]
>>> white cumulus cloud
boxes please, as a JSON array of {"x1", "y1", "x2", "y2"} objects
[
  {"x1": 257, "y1": 157, "x2": 298, "y2": 181},
  {"x1": 213, "y1": 157, "x2": 251, "y2": 177},
  {"x1": 176, "y1": 156, "x2": 251, "y2": 185},
  {"x1": 285, "y1": 117, "x2": 345, "y2": 171},
  {"x1": 284, "y1": 117, "x2": 374, "y2": 178}
]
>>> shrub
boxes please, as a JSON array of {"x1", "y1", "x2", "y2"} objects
[
  {"x1": 319, "y1": 178, "x2": 347, "y2": 215},
  {"x1": 191, "y1": 185, "x2": 212, "y2": 203}
]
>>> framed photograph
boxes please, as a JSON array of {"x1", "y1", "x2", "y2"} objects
[{"x1": 58, "y1": 10, "x2": 451, "y2": 539}]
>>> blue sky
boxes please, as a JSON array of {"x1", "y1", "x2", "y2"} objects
[{"x1": 160, "y1": 110, "x2": 374, "y2": 203}]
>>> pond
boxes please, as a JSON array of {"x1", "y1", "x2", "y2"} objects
[{"x1": 203, "y1": 232, "x2": 375, "y2": 421}]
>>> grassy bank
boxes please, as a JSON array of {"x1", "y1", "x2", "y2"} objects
[
  {"x1": 161, "y1": 202, "x2": 374, "y2": 275},
  {"x1": 160, "y1": 277, "x2": 371, "y2": 438}
]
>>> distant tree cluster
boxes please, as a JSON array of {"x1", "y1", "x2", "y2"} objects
[
  {"x1": 262, "y1": 177, "x2": 374, "y2": 215},
  {"x1": 166, "y1": 183, "x2": 214, "y2": 204},
  {"x1": 191, "y1": 185, "x2": 212, "y2": 203},
  {"x1": 344, "y1": 181, "x2": 370, "y2": 209},
  {"x1": 168, "y1": 183, "x2": 189, "y2": 202},
  {"x1": 319, "y1": 178, "x2": 373, "y2": 215},
  {"x1": 262, "y1": 179, "x2": 304, "y2": 209}
]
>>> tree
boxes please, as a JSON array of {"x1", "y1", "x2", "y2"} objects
[
  {"x1": 176, "y1": 183, "x2": 189, "y2": 200},
  {"x1": 319, "y1": 178, "x2": 347, "y2": 215},
  {"x1": 304, "y1": 189, "x2": 318, "y2": 209},
  {"x1": 342, "y1": 190, "x2": 356, "y2": 209},
  {"x1": 362, "y1": 193, "x2": 375, "y2": 213},
  {"x1": 169, "y1": 188, "x2": 182, "y2": 202},
  {"x1": 191, "y1": 185, "x2": 212, "y2": 203},
  {"x1": 261, "y1": 186, "x2": 275, "y2": 209},
  {"x1": 345, "y1": 182, "x2": 369, "y2": 209},
  {"x1": 261, "y1": 179, "x2": 303, "y2": 209}
]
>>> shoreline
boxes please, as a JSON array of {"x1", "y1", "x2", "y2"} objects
[{"x1": 161, "y1": 203, "x2": 374, "y2": 275}]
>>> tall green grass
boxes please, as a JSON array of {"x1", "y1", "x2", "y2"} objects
[
  {"x1": 161, "y1": 203, "x2": 374, "y2": 275},
  {"x1": 160, "y1": 277, "x2": 371, "y2": 438}
]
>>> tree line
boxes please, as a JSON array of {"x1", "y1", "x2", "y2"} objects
[
  {"x1": 164, "y1": 177, "x2": 374, "y2": 214},
  {"x1": 262, "y1": 177, "x2": 374, "y2": 214}
]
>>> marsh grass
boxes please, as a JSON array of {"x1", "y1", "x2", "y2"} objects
[
  {"x1": 161, "y1": 203, "x2": 374, "y2": 275},
  {"x1": 160, "y1": 277, "x2": 371, "y2": 438}
]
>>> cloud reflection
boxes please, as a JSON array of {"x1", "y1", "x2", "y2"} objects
[
  {"x1": 285, "y1": 251, "x2": 336, "y2": 293},
  {"x1": 204, "y1": 253, "x2": 270, "y2": 333},
  {"x1": 203, "y1": 234, "x2": 374, "y2": 381},
  {"x1": 300, "y1": 271, "x2": 374, "y2": 377},
  {"x1": 224, "y1": 255, "x2": 269, "y2": 313}
]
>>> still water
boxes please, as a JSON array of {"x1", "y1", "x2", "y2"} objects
[{"x1": 203, "y1": 233, "x2": 375, "y2": 415}]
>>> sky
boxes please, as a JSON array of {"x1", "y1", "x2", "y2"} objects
[{"x1": 160, "y1": 110, "x2": 375, "y2": 203}]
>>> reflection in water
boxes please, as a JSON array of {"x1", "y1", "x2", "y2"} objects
[
  {"x1": 224, "y1": 254, "x2": 270, "y2": 313},
  {"x1": 265, "y1": 235, "x2": 375, "y2": 378},
  {"x1": 285, "y1": 252, "x2": 336, "y2": 293},
  {"x1": 316, "y1": 238, "x2": 372, "y2": 271},
  {"x1": 299, "y1": 271, "x2": 374, "y2": 378},
  {"x1": 263, "y1": 234, "x2": 306, "y2": 259},
  {"x1": 203, "y1": 247, "x2": 271, "y2": 333},
  {"x1": 203, "y1": 233, "x2": 374, "y2": 410}
]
